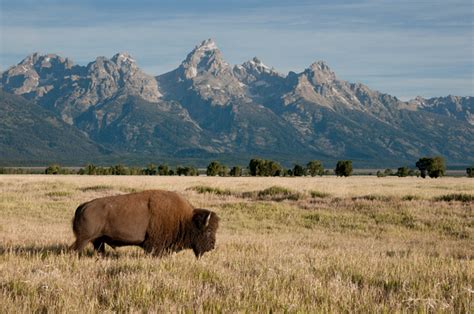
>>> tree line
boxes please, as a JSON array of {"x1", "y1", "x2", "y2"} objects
[{"x1": 0, "y1": 156, "x2": 472, "y2": 177}]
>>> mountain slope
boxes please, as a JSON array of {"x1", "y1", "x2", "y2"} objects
[
  {"x1": 409, "y1": 95, "x2": 473, "y2": 125},
  {"x1": 73, "y1": 95, "x2": 215, "y2": 156},
  {"x1": 0, "y1": 90, "x2": 111, "y2": 165}
]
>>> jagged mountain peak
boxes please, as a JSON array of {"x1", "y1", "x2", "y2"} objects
[
  {"x1": 21, "y1": 52, "x2": 62, "y2": 64},
  {"x1": 195, "y1": 38, "x2": 219, "y2": 52},
  {"x1": 17, "y1": 52, "x2": 73, "y2": 71},
  {"x1": 305, "y1": 60, "x2": 336, "y2": 84},
  {"x1": 180, "y1": 39, "x2": 230, "y2": 79},
  {"x1": 111, "y1": 52, "x2": 136, "y2": 67},
  {"x1": 241, "y1": 56, "x2": 280, "y2": 76}
]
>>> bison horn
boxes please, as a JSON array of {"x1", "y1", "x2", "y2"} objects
[{"x1": 205, "y1": 213, "x2": 211, "y2": 228}]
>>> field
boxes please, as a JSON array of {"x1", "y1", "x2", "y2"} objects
[{"x1": 0, "y1": 175, "x2": 473, "y2": 312}]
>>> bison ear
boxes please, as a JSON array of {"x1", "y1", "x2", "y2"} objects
[{"x1": 192, "y1": 209, "x2": 212, "y2": 230}]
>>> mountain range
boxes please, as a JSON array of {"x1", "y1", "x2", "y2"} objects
[{"x1": 1, "y1": 39, "x2": 473, "y2": 167}]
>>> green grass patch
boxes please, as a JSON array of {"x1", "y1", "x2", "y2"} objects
[
  {"x1": 434, "y1": 194, "x2": 473, "y2": 203},
  {"x1": 401, "y1": 195, "x2": 421, "y2": 201},
  {"x1": 187, "y1": 185, "x2": 232, "y2": 196},
  {"x1": 310, "y1": 190, "x2": 331, "y2": 198},
  {"x1": 257, "y1": 186, "x2": 303, "y2": 201},
  {"x1": 79, "y1": 185, "x2": 114, "y2": 192},
  {"x1": 352, "y1": 195, "x2": 394, "y2": 202},
  {"x1": 44, "y1": 191, "x2": 72, "y2": 198}
]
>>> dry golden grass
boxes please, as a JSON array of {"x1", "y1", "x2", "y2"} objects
[{"x1": 0, "y1": 175, "x2": 473, "y2": 312}]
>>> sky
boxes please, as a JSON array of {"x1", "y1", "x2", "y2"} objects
[{"x1": 0, "y1": 0, "x2": 472, "y2": 100}]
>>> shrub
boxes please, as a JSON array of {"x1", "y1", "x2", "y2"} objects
[{"x1": 45, "y1": 164, "x2": 62, "y2": 175}]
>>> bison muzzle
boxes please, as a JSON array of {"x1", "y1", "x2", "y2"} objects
[{"x1": 70, "y1": 190, "x2": 219, "y2": 258}]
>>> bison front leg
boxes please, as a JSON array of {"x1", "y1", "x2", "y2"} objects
[
  {"x1": 142, "y1": 237, "x2": 164, "y2": 257},
  {"x1": 92, "y1": 237, "x2": 106, "y2": 255}
]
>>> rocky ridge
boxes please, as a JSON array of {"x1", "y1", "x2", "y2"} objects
[{"x1": 1, "y1": 39, "x2": 472, "y2": 166}]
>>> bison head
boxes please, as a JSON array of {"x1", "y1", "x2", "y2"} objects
[{"x1": 191, "y1": 208, "x2": 219, "y2": 258}]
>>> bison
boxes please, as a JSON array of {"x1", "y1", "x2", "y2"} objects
[{"x1": 70, "y1": 190, "x2": 219, "y2": 258}]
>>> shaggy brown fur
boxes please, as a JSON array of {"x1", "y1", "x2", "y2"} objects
[{"x1": 70, "y1": 190, "x2": 219, "y2": 258}]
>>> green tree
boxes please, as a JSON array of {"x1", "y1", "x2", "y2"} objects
[
  {"x1": 267, "y1": 161, "x2": 282, "y2": 176},
  {"x1": 249, "y1": 158, "x2": 262, "y2": 176},
  {"x1": 306, "y1": 160, "x2": 324, "y2": 176},
  {"x1": 293, "y1": 164, "x2": 305, "y2": 176},
  {"x1": 207, "y1": 161, "x2": 225, "y2": 176},
  {"x1": 176, "y1": 166, "x2": 198, "y2": 176},
  {"x1": 248, "y1": 158, "x2": 282, "y2": 176},
  {"x1": 416, "y1": 157, "x2": 446, "y2": 178},
  {"x1": 144, "y1": 163, "x2": 157, "y2": 175},
  {"x1": 158, "y1": 164, "x2": 169, "y2": 176},
  {"x1": 229, "y1": 166, "x2": 242, "y2": 177},
  {"x1": 396, "y1": 167, "x2": 409, "y2": 177},
  {"x1": 416, "y1": 157, "x2": 431, "y2": 178},
  {"x1": 81, "y1": 164, "x2": 96, "y2": 175},
  {"x1": 429, "y1": 156, "x2": 446, "y2": 178},
  {"x1": 467, "y1": 167, "x2": 474, "y2": 178},
  {"x1": 111, "y1": 164, "x2": 127, "y2": 175},
  {"x1": 335, "y1": 160, "x2": 352, "y2": 177},
  {"x1": 384, "y1": 168, "x2": 394, "y2": 176}
]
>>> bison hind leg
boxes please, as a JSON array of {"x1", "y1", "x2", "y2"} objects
[{"x1": 69, "y1": 237, "x2": 91, "y2": 253}]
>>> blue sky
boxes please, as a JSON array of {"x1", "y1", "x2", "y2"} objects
[{"x1": 0, "y1": 0, "x2": 472, "y2": 99}]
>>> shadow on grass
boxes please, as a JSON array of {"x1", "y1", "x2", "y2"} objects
[
  {"x1": 0, "y1": 243, "x2": 120, "y2": 258},
  {"x1": 0, "y1": 243, "x2": 70, "y2": 256}
]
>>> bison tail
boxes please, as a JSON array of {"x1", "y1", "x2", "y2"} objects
[{"x1": 72, "y1": 202, "x2": 88, "y2": 237}]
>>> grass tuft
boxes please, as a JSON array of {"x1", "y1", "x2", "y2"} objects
[
  {"x1": 402, "y1": 195, "x2": 421, "y2": 201},
  {"x1": 79, "y1": 185, "x2": 114, "y2": 192},
  {"x1": 45, "y1": 191, "x2": 72, "y2": 198},
  {"x1": 352, "y1": 195, "x2": 393, "y2": 202},
  {"x1": 257, "y1": 186, "x2": 302, "y2": 201},
  {"x1": 187, "y1": 185, "x2": 232, "y2": 196},
  {"x1": 434, "y1": 193, "x2": 473, "y2": 202},
  {"x1": 310, "y1": 190, "x2": 331, "y2": 198}
]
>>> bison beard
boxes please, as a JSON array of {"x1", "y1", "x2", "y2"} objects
[{"x1": 70, "y1": 190, "x2": 219, "y2": 258}]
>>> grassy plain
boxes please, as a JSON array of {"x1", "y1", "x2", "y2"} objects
[{"x1": 0, "y1": 175, "x2": 473, "y2": 312}]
